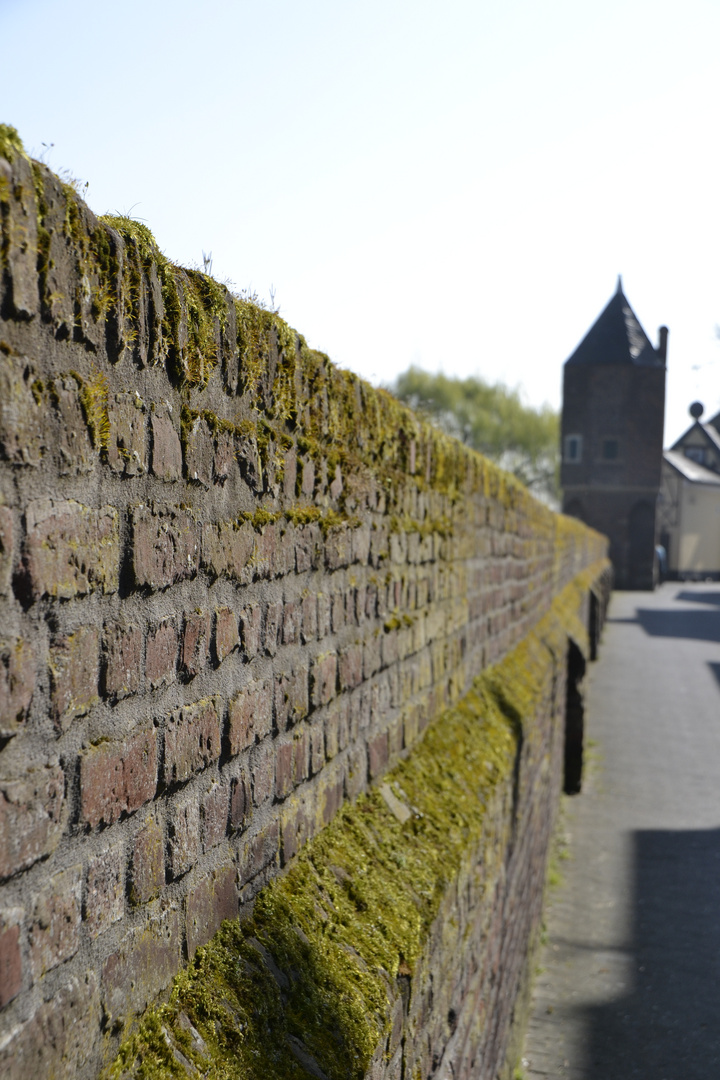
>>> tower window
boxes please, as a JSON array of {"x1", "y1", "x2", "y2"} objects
[
  {"x1": 564, "y1": 435, "x2": 582, "y2": 463},
  {"x1": 685, "y1": 447, "x2": 706, "y2": 465},
  {"x1": 602, "y1": 439, "x2": 619, "y2": 460}
]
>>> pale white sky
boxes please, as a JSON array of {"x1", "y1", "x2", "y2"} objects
[{"x1": 3, "y1": 0, "x2": 719, "y2": 444}]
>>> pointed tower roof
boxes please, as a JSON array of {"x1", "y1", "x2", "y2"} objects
[{"x1": 565, "y1": 279, "x2": 664, "y2": 367}]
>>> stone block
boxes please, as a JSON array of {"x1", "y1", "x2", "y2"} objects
[
  {"x1": 282, "y1": 599, "x2": 300, "y2": 644},
  {"x1": 293, "y1": 729, "x2": 310, "y2": 786},
  {"x1": 326, "y1": 527, "x2": 351, "y2": 570},
  {"x1": 250, "y1": 738, "x2": 275, "y2": 806},
  {"x1": 131, "y1": 504, "x2": 201, "y2": 590},
  {"x1": 103, "y1": 621, "x2": 142, "y2": 699},
  {"x1": 102, "y1": 906, "x2": 182, "y2": 1026},
  {"x1": 164, "y1": 697, "x2": 221, "y2": 785},
  {"x1": 274, "y1": 665, "x2": 310, "y2": 732},
  {"x1": 201, "y1": 519, "x2": 254, "y2": 583},
  {"x1": 150, "y1": 409, "x2": 182, "y2": 481},
  {"x1": 295, "y1": 523, "x2": 322, "y2": 573},
  {"x1": 201, "y1": 781, "x2": 228, "y2": 850},
  {"x1": 213, "y1": 429, "x2": 235, "y2": 482},
  {"x1": 275, "y1": 740, "x2": 294, "y2": 800},
  {"x1": 145, "y1": 617, "x2": 178, "y2": 687},
  {"x1": 230, "y1": 772, "x2": 251, "y2": 832},
  {"x1": 281, "y1": 798, "x2": 311, "y2": 865},
  {"x1": 29, "y1": 864, "x2": 82, "y2": 978},
  {"x1": 129, "y1": 818, "x2": 165, "y2": 903},
  {"x1": 0, "y1": 764, "x2": 65, "y2": 879},
  {"x1": 186, "y1": 864, "x2": 237, "y2": 956},
  {"x1": 0, "y1": 907, "x2": 23, "y2": 1007},
  {"x1": 0, "y1": 637, "x2": 35, "y2": 738},
  {"x1": 338, "y1": 642, "x2": 363, "y2": 691},
  {"x1": 317, "y1": 593, "x2": 331, "y2": 639},
  {"x1": 85, "y1": 844, "x2": 124, "y2": 939},
  {"x1": 107, "y1": 391, "x2": 147, "y2": 475},
  {"x1": 214, "y1": 606, "x2": 239, "y2": 663},
  {"x1": 0, "y1": 505, "x2": 14, "y2": 595},
  {"x1": 309, "y1": 720, "x2": 325, "y2": 776},
  {"x1": 311, "y1": 651, "x2": 337, "y2": 707},
  {"x1": 363, "y1": 633, "x2": 383, "y2": 679},
  {"x1": 0, "y1": 355, "x2": 46, "y2": 466},
  {"x1": 181, "y1": 609, "x2": 211, "y2": 677},
  {"x1": 167, "y1": 797, "x2": 200, "y2": 878},
  {"x1": 25, "y1": 498, "x2": 119, "y2": 600},
  {"x1": 52, "y1": 376, "x2": 95, "y2": 475},
  {"x1": 183, "y1": 414, "x2": 213, "y2": 487},
  {"x1": 228, "y1": 679, "x2": 272, "y2": 755},
  {"x1": 49, "y1": 625, "x2": 100, "y2": 730},
  {"x1": 80, "y1": 726, "x2": 157, "y2": 828},
  {"x1": 1, "y1": 154, "x2": 38, "y2": 318},
  {"x1": 263, "y1": 599, "x2": 282, "y2": 656},
  {"x1": 239, "y1": 601, "x2": 262, "y2": 657},
  {"x1": 301, "y1": 593, "x2": 318, "y2": 642}
]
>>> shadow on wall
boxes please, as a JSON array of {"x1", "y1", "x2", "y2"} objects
[{"x1": 582, "y1": 828, "x2": 720, "y2": 1080}]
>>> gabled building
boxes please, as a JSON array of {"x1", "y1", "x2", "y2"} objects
[
  {"x1": 658, "y1": 405, "x2": 720, "y2": 579},
  {"x1": 561, "y1": 278, "x2": 667, "y2": 588}
]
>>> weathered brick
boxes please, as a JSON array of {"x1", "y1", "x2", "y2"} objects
[
  {"x1": 281, "y1": 798, "x2": 311, "y2": 864},
  {"x1": 181, "y1": 609, "x2": 211, "y2": 677},
  {"x1": 311, "y1": 651, "x2": 337, "y2": 707},
  {"x1": 301, "y1": 593, "x2": 318, "y2": 642},
  {"x1": 49, "y1": 625, "x2": 99, "y2": 730},
  {"x1": 230, "y1": 772, "x2": 251, "y2": 831},
  {"x1": 345, "y1": 743, "x2": 367, "y2": 800},
  {"x1": 0, "y1": 505, "x2": 14, "y2": 594},
  {"x1": 52, "y1": 376, "x2": 96, "y2": 475},
  {"x1": 145, "y1": 617, "x2": 178, "y2": 687},
  {"x1": 299, "y1": 456, "x2": 315, "y2": 498},
  {"x1": 107, "y1": 391, "x2": 147, "y2": 475},
  {"x1": 228, "y1": 679, "x2": 271, "y2": 754},
  {"x1": 251, "y1": 525, "x2": 276, "y2": 580},
  {"x1": 129, "y1": 818, "x2": 164, "y2": 903},
  {"x1": 201, "y1": 781, "x2": 228, "y2": 850},
  {"x1": 274, "y1": 665, "x2": 310, "y2": 732},
  {"x1": 264, "y1": 599, "x2": 282, "y2": 656},
  {"x1": 250, "y1": 738, "x2": 275, "y2": 805},
  {"x1": 150, "y1": 409, "x2": 182, "y2": 481},
  {"x1": 317, "y1": 592, "x2": 331, "y2": 638},
  {"x1": 0, "y1": 970, "x2": 101, "y2": 1080},
  {"x1": 80, "y1": 726, "x2": 157, "y2": 828},
  {"x1": 324, "y1": 696, "x2": 348, "y2": 760},
  {"x1": 184, "y1": 414, "x2": 213, "y2": 487},
  {"x1": 24, "y1": 498, "x2": 120, "y2": 600},
  {"x1": 239, "y1": 821, "x2": 279, "y2": 883},
  {"x1": 215, "y1": 606, "x2": 239, "y2": 663},
  {"x1": 0, "y1": 155, "x2": 38, "y2": 319},
  {"x1": 29, "y1": 864, "x2": 82, "y2": 978},
  {"x1": 102, "y1": 906, "x2": 182, "y2": 1025},
  {"x1": 186, "y1": 863, "x2": 237, "y2": 956},
  {"x1": 202, "y1": 519, "x2": 255, "y2": 583},
  {"x1": 309, "y1": 720, "x2": 325, "y2": 775},
  {"x1": 0, "y1": 637, "x2": 35, "y2": 738},
  {"x1": 214, "y1": 429, "x2": 235, "y2": 482},
  {"x1": 0, "y1": 907, "x2": 23, "y2": 1007},
  {"x1": 275, "y1": 740, "x2": 294, "y2": 800},
  {"x1": 167, "y1": 797, "x2": 200, "y2": 878},
  {"x1": 103, "y1": 621, "x2": 142, "y2": 699},
  {"x1": 85, "y1": 844, "x2": 124, "y2": 939},
  {"x1": 295, "y1": 523, "x2": 322, "y2": 573},
  {"x1": 282, "y1": 599, "x2": 300, "y2": 644},
  {"x1": 338, "y1": 642, "x2": 364, "y2": 690},
  {"x1": 239, "y1": 601, "x2": 262, "y2": 657},
  {"x1": 368, "y1": 730, "x2": 389, "y2": 780},
  {"x1": 363, "y1": 633, "x2": 383, "y2": 679},
  {"x1": 331, "y1": 591, "x2": 345, "y2": 632},
  {"x1": 0, "y1": 764, "x2": 65, "y2": 879},
  {"x1": 164, "y1": 697, "x2": 221, "y2": 785},
  {"x1": 131, "y1": 504, "x2": 201, "y2": 590},
  {"x1": 326, "y1": 527, "x2": 351, "y2": 570},
  {"x1": 293, "y1": 729, "x2": 310, "y2": 785},
  {"x1": 0, "y1": 355, "x2": 46, "y2": 466},
  {"x1": 320, "y1": 767, "x2": 344, "y2": 826},
  {"x1": 353, "y1": 523, "x2": 372, "y2": 565}
]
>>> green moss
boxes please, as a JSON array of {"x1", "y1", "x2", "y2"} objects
[
  {"x1": 71, "y1": 368, "x2": 111, "y2": 451},
  {"x1": 0, "y1": 124, "x2": 26, "y2": 163}
]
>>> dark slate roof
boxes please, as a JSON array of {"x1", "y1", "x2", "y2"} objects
[
  {"x1": 565, "y1": 278, "x2": 664, "y2": 367},
  {"x1": 663, "y1": 450, "x2": 720, "y2": 485},
  {"x1": 670, "y1": 420, "x2": 720, "y2": 456}
]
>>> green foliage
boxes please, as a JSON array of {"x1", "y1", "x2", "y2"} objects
[{"x1": 389, "y1": 367, "x2": 559, "y2": 502}]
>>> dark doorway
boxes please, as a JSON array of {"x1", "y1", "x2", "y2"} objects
[
  {"x1": 564, "y1": 640, "x2": 586, "y2": 795},
  {"x1": 628, "y1": 500, "x2": 655, "y2": 589}
]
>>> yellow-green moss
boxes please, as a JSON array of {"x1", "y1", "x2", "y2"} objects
[{"x1": 0, "y1": 124, "x2": 26, "y2": 163}]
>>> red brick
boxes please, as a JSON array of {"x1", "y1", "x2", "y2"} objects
[
  {"x1": 102, "y1": 907, "x2": 182, "y2": 1026},
  {"x1": 167, "y1": 797, "x2": 200, "y2": 878},
  {"x1": 201, "y1": 781, "x2": 228, "y2": 850},
  {"x1": 338, "y1": 642, "x2": 364, "y2": 690},
  {"x1": 301, "y1": 594, "x2": 318, "y2": 642},
  {"x1": 181, "y1": 609, "x2": 211, "y2": 677},
  {"x1": 239, "y1": 601, "x2": 262, "y2": 657},
  {"x1": 0, "y1": 637, "x2": 35, "y2": 737},
  {"x1": 264, "y1": 599, "x2": 282, "y2": 656},
  {"x1": 273, "y1": 525, "x2": 296, "y2": 577},
  {"x1": 103, "y1": 621, "x2": 142, "y2": 699},
  {"x1": 324, "y1": 696, "x2": 348, "y2": 760},
  {"x1": 0, "y1": 908, "x2": 22, "y2": 1006},
  {"x1": 24, "y1": 498, "x2": 120, "y2": 600},
  {"x1": 85, "y1": 844, "x2": 124, "y2": 939},
  {"x1": 0, "y1": 970, "x2": 100, "y2": 1080},
  {"x1": 215, "y1": 606, "x2": 239, "y2": 663},
  {"x1": 239, "y1": 821, "x2": 279, "y2": 885},
  {"x1": 129, "y1": 819, "x2": 164, "y2": 903},
  {"x1": 150, "y1": 410, "x2": 182, "y2": 481},
  {"x1": 0, "y1": 354, "x2": 46, "y2": 466},
  {"x1": 320, "y1": 770, "x2": 344, "y2": 826},
  {"x1": 282, "y1": 599, "x2": 300, "y2": 644},
  {"x1": 293, "y1": 729, "x2": 310, "y2": 785},
  {"x1": 230, "y1": 772, "x2": 251, "y2": 831},
  {"x1": 311, "y1": 652, "x2": 337, "y2": 707},
  {"x1": 274, "y1": 665, "x2": 309, "y2": 732},
  {"x1": 363, "y1": 633, "x2": 383, "y2": 679},
  {"x1": 309, "y1": 721, "x2": 325, "y2": 775},
  {"x1": 281, "y1": 800, "x2": 311, "y2": 864},
  {"x1": 368, "y1": 730, "x2": 389, "y2": 780},
  {"x1": 0, "y1": 505, "x2": 14, "y2": 595},
  {"x1": 107, "y1": 391, "x2": 147, "y2": 476},
  {"x1": 251, "y1": 738, "x2": 275, "y2": 805},
  {"x1": 0, "y1": 764, "x2": 65, "y2": 879},
  {"x1": 164, "y1": 697, "x2": 221, "y2": 785},
  {"x1": 29, "y1": 864, "x2": 82, "y2": 978},
  {"x1": 80, "y1": 726, "x2": 157, "y2": 828},
  {"x1": 131, "y1": 504, "x2": 200, "y2": 590},
  {"x1": 186, "y1": 863, "x2": 237, "y2": 956},
  {"x1": 228, "y1": 679, "x2": 271, "y2": 755},
  {"x1": 275, "y1": 740, "x2": 294, "y2": 800},
  {"x1": 49, "y1": 625, "x2": 99, "y2": 730},
  {"x1": 145, "y1": 617, "x2": 178, "y2": 687},
  {"x1": 201, "y1": 520, "x2": 254, "y2": 583}
]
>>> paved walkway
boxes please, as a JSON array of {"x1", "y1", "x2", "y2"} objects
[{"x1": 521, "y1": 582, "x2": 720, "y2": 1080}]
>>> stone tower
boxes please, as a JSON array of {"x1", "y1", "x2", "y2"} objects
[{"x1": 561, "y1": 278, "x2": 667, "y2": 589}]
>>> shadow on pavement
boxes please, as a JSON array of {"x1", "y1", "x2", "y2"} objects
[
  {"x1": 674, "y1": 590, "x2": 720, "y2": 607},
  {"x1": 607, "y1": 608, "x2": 720, "y2": 643},
  {"x1": 708, "y1": 662, "x2": 720, "y2": 690},
  {"x1": 584, "y1": 829, "x2": 720, "y2": 1079}
]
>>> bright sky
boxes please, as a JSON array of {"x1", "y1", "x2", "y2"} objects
[{"x1": 3, "y1": 0, "x2": 719, "y2": 444}]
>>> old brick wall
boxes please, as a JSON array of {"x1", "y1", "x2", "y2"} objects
[{"x1": 0, "y1": 130, "x2": 608, "y2": 1079}]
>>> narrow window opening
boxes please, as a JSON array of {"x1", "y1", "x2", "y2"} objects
[
  {"x1": 564, "y1": 640, "x2": 586, "y2": 795},
  {"x1": 564, "y1": 434, "x2": 582, "y2": 463}
]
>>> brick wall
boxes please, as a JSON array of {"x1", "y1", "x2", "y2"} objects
[{"x1": 0, "y1": 130, "x2": 609, "y2": 1079}]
